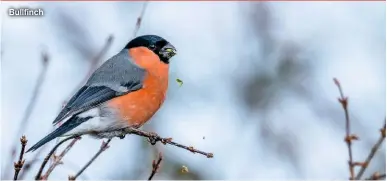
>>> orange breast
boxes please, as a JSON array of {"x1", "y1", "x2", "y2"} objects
[{"x1": 106, "y1": 47, "x2": 169, "y2": 127}]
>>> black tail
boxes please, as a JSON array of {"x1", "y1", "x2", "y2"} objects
[{"x1": 26, "y1": 116, "x2": 91, "y2": 153}]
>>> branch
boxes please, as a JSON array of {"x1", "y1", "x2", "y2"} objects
[
  {"x1": 18, "y1": 144, "x2": 47, "y2": 180},
  {"x1": 365, "y1": 172, "x2": 386, "y2": 180},
  {"x1": 35, "y1": 135, "x2": 80, "y2": 180},
  {"x1": 41, "y1": 137, "x2": 81, "y2": 180},
  {"x1": 13, "y1": 136, "x2": 28, "y2": 181},
  {"x1": 132, "y1": 1, "x2": 149, "y2": 38},
  {"x1": 333, "y1": 78, "x2": 358, "y2": 180},
  {"x1": 69, "y1": 35, "x2": 114, "y2": 97},
  {"x1": 124, "y1": 127, "x2": 214, "y2": 158},
  {"x1": 66, "y1": 126, "x2": 213, "y2": 180},
  {"x1": 355, "y1": 121, "x2": 386, "y2": 180},
  {"x1": 148, "y1": 152, "x2": 163, "y2": 180},
  {"x1": 4, "y1": 52, "x2": 49, "y2": 179},
  {"x1": 68, "y1": 139, "x2": 112, "y2": 180}
]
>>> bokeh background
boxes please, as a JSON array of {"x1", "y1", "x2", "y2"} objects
[{"x1": 1, "y1": 1, "x2": 386, "y2": 180}]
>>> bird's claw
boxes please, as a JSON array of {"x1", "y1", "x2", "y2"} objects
[
  {"x1": 118, "y1": 134, "x2": 126, "y2": 139},
  {"x1": 147, "y1": 132, "x2": 158, "y2": 145}
]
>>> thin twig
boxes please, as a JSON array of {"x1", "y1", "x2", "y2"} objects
[
  {"x1": 148, "y1": 152, "x2": 163, "y2": 180},
  {"x1": 41, "y1": 137, "x2": 81, "y2": 180},
  {"x1": 68, "y1": 139, "x2": 112, "y2": 180},
  {"x1": 19, "y1": 157, "x2": 89, "y2": 180},
  {"x1": 18, "y1": 145, "x2": 46, "y2": 180},
  {"x1": 132, "y1": 1, "x2": 149, "y2": 38},
  {"x1": 365, "y1": 172, "x2": 386, "y2": 180},
  {"x1": 334, "y1": 78, "x2": 358, "y2": 180},
  {"x1": 13, "y1": 136, "x2": 28, "y2": 181},
  {"x1": 69, "y1": 35, "x2": 114, "y2": 97},
  {"x1": 355, "y1": 121, "x2": 386, "y2": 180},
  {"x1": 123, "y1": 127, "x2": 214, "y2": 158},
  {"x1": 35, "y1": 135, "x2": 80, "y2": 180},
  {"x1": 4, "y1": 52, "x2": 49, "y2": 179}
]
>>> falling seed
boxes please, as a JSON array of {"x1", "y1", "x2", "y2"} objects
[
  {"x1": 176, "y1": 78, "x2": 183, "y2": 87},
  {"x1": 181, "y1": 165, "x2": 189, "y2": 173},
  {"x1": 203, "y1": 136, "x2": 205, "y2": 140}
]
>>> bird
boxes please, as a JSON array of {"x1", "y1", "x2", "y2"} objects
[{"x1": 26, "y1": 35, "x2": 177, "y2": 152}]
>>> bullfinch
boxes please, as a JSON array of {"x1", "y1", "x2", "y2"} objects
[{"x1": 27, "y1": 35, "x2": 177, "y2": 152}]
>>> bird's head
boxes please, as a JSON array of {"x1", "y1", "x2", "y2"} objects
[{"x1": 124, "y1": 35, "x2": 177, "y2": 64}]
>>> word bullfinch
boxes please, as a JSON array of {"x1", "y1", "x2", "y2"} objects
[{"x1": 27, "y1": 35, "x2": 177, "y2": 152}]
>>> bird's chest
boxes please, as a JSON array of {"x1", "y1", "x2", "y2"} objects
[{"x1": 107, "y1": 72, "x2": 168, "y2": 126}]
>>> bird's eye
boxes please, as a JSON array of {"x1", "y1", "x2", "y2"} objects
[{"x1": 149, "y1": 44, "x2": 156, "y2": 49}]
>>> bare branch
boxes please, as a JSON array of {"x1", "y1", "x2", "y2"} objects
[
  {"x1": 18, "y1": 144, "x2": 46, "y2": 180},
  {"x1": 148, "y1": 152, "x2": 163, "y2": 180},
  {"x1": 333, "y1": 78, "x2": 358, "y2": 180},
  {"x1": 41, "y1": 137, "x2": 81, "y2": 180},
  {"x1": 365, "y1": 172, "x2": 386, "y2": 180},
  {"x1": 35, "y1": 135, "x2": 80, "y2": 180},
  {"x1": 132, "y1": 1, "x2": 149, "y2": 38},
  {"x1": 69, "y1": 35, "x2": 114, "y2": 97},
  {"x1": 4, "y1": 52, "x2": 49, "y2": 179},
  {"x1": 68, "y1": 139, "x2": 112, "y2": 180},
  {"x1": 66, "y1": 125, "x2": 212, "y2": 180},
  {"x1": 355, "y1": 121, "x2": 386, "y2": 180},
  {"x1": 13, "y1": 136, "x2": 28, "y2": 181},
  {"x1": 123, "y1": 127, "x2": 214, "y2": 158}
]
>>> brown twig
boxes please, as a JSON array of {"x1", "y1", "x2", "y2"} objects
[
  {"x1": 365, "y1": 172, "x2": 386, "y2": 180},
  {"x1": 334, "y1": 78, "x2": 358, "y2": 180},
  {"x1": 148, "y1": 152, "x2": 163, "y2": 180},
  {"x1": 69, "y1": 35, "x2": 114, "y2": 97},
  {"x1": 18, "y1": 127, "x2": 56, "y2": 180},
  {"x1": 13, "y1": 136, "x2": 28, "y2": 181},
  {"x1": 355, "y1": 121, "x2": 386, "y2": 180},
  {"x1": 4, "y1": 52, "x2": 49, "y2": 179},
  {"x1": 132, "y1": 1, "x2": 149, "y2": 38},
  {"x1": 41, "y1": 137, "x2": 81, "y2": 180},
  {"x1": 68, "y1": 139, "x2": 112, "y2": 180},
  {"x1": 18, "y1": 142, "x2": 48, "y2": 180},
  {"x1": 35, "y1": 135, "x2": 80, "y2": 180},
  {"x1": 66, "y1": 126, "x2": 213, "y2": 179},
  {"x1": 124, "y1": 127, "x2": 214, "y2": 158}
]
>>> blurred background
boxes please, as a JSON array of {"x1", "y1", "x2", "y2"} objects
[{"x1": 1, "y1": 1, "x2": 386, "y2": 180}]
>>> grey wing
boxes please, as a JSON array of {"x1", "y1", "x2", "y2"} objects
[{"x1": 52, "y1": 50, "x2": 145, "y2": 125}]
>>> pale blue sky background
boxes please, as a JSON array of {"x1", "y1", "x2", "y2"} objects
[{"x1": 1, "y1": 1, "x2": 386, "y2": 180}]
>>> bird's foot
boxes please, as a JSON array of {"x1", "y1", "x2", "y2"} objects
[
  {"x1": 147, "y1": 132, "x2": 159, "y2": 145},
  {"x1": 118, "y1": 134, "x2": 126, "y2": 139}
]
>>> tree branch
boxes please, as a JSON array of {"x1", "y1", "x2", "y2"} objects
[
  {"x1": 66, "y1": 125, "x2": 214, "y2": 180},
  {"x1": 132, "y1": 1, "x2": 149, "y2": 38},
  {"x1": 35, "y1": 135, "x2": 80, "y2": 180},
  {"x1": 334, "y1": 78, "x2": 358, "y2": 180},
  {"x1": 13, "y1": 136, "x2": 28, "y2": 181},
  {"x1": 4, "y1": 52, "x2": 49, "y2": 179},
  {"x1": 68, "y1": 139, "x2": 112, "y2": 180},
  {"x1": 148, "y1": 152, "x2": 163, "y2": 180},
  {"x1": 69, "y1": 35, "x2": 114, "y2": 98},
  {"x1": 366, "y1": 172, "x2": 386, "y2": 180},
  {"x1": 41, "y1": 137, "x2": 81, "y2": 180},
  {"x1": 355, "y1": 121, "x2": 386, "y2": 180},
  {"x1": 123, "y1": 127, "x2": 214, "y2": 158}
]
